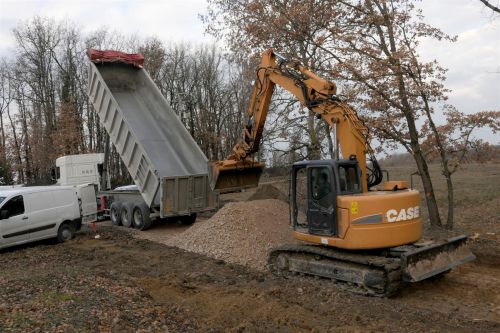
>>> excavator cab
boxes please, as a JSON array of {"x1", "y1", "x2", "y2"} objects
[{"x1": 291, "y1": 159, "x2": 362, "y2": 237}]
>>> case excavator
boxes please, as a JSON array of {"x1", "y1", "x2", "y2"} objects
[{"x1": 209, "y1": 50, "x2": 475, "y2": 296}]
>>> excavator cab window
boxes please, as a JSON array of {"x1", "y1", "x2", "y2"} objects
[
  {"x1": 338, "y1": 164, "x2": 362, "y2": 194},
  {"x1": 292, "y1": 166, "x2": 308, "y2": 228},
  {"x1": 310, "y1": 168, "x2": 333, "y2": 206},
  {"x1": 307, "y1": 166, "x2": 336, "y2": 235},
  {"x1": 291, "y1": 163, "x2": 337, "y2": 236}
]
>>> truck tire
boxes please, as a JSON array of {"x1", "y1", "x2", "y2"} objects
[
  {"x1": 132, "y1": 204, "x2": 152, "y2": 230},
  {"x1": 110, "y1": 202, "x2": 122, "y2": 226},
  {"x1": 57, "y1": 222, "x2": 75, "y2": 243},
  {"x1": 180, "y1": 213, "x2": 197, "y2": 226},
  {"x1": 120, "y1": 203, "x2": 134, "y2": 228}
]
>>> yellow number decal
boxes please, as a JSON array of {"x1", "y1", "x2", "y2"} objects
[{"x1": 351, "y1": 202, "x2": 359, "y2": 214}]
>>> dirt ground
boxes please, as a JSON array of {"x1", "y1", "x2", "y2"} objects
[
  {"x1": 0, "y1": 227, "x2": 498, "y2": 332},
  {"x1": 0, "y1": 163, "x2": 499, "y2": 332}
]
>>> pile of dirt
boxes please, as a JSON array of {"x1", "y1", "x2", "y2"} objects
[
  {"x1": 167, "y1": 199, "x2": 297, "y2": 271},
  {"x1": 248, "y1": 184, "x2": 288, "y2": 202}
]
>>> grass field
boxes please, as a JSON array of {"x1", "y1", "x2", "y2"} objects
[
  {"x1": 262, "y1": 162, "x2": 500, "y2": 233},
  {"x1": 384, "y1": 163, "x2": 500, "y2": 232}
]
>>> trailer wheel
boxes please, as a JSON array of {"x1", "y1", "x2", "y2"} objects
[
  {"x1": 57, "y1": 222, "x2": 75, "y2": 243},
  {"x1": 120, "y1": 203, "x2": 134, "y2": 228},
  {"x1": 132, "y1": 204, "x2": 152, "y2": 230},
  {"x1": 180, "y1": 213, "x2": 197, "y2": 226},
  {"x1": 110, "y1": 202, "x2": 122, "y2": 226}
]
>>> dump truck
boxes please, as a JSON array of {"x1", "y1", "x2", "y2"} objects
[{"x1": 86, "y1": 49, "x2": 217, "y2": 230}]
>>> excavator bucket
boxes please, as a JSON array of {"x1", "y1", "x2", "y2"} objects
[
  {"x1": 399, "y1": 235, "x2": 475, "y2": 282},
  {"x1": 208, "y1": 160, "x2": 264, "y2": 193}
]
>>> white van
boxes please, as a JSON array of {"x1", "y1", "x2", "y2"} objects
[{"x1": 0, "y1": 186, "x2": 96, "y2": 250}]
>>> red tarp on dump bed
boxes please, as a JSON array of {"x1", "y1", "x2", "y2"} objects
[{"x1": 87, "y1": 49, "x2": 144, "y2": 68}]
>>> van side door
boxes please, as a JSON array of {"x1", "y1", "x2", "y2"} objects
[
  {"x1": 0, "y1": 195, "x2": 28, "y2": 247},
  {"x1": 24, "y1": 191, "x2": 60, "y2": 241}
]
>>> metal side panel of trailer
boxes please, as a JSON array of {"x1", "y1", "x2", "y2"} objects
[
  {"x1": 101, "y1": 175, "x2": 217, "y2": 218},
  {"x1": 161, "y1": 174, "x2": 218, "y2": 217},
  {"x1": 87, "y1": 61, "x2": 211, "y2": 212}
]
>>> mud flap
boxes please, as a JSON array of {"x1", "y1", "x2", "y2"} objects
[
  {"x1": 400, "y1": 235, "x2": 476, "y2": 282},
  {"x1": 208, "y1": 160, "x2": 264, "y2": 193}
]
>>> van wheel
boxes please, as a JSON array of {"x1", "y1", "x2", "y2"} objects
[
  {"x1": 180, "y1": 213, "x2": 197, "y2": 226},
  {"x1": 132, "y1": 204, "x2": 152, "y2": 230},
  {"x1": 121, "y1": 203, "x2": 134, "y2": 228},
  {"x1": 57, "y1": 223, "x2": 74, "y2": 243},
  {"x1": 110, "y1": 202, "x2": 122, "y2": 226}
]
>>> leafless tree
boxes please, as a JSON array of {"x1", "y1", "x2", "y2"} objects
[
  {"x1": 203, "y1": 0, "x2": 499, "y2": 228},
  {"x1": 479, "y1": 0, "x2": 500, "y2": 13}
]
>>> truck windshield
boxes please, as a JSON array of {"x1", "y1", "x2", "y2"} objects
[{"x1": 338, "y1": 164, "x2": 361, "y2": 194}]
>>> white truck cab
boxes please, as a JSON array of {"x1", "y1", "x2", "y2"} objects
[
  {"x1": 55, "y1": 153, "x2": 110, "y2": 191},
  {"x1": 0, "y1": 186, "x2": 96, "y2": 250}
]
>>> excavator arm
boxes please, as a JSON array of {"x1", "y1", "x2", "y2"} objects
[{"x1": 209, "y1": 49, "x2": 381, "y2": 192}]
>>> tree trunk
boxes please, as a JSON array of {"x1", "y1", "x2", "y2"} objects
[
  {"x1": 0, "y1": 112, "x2": 5, "y2": 161},
  {"x1": 7, "y1": 106, "x2": 23, "y2": 183},
  {"x1": 307, "y1": 111, "x2": 321, "y2": 160},
  {"x1": 324, "y1": 122, "x2": 335, "y2": 159},
  {"x1": 444, "y1": 172, "x2": 454, "y2": 229},
  {"x1": 413, "y1": 151, "x2": 442, "y2": 227}
]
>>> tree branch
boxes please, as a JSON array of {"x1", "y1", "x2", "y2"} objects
[{"x1": 479, "y1": 0, "x2": 500, "y2": 13}]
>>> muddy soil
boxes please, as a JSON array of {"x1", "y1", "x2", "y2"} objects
[{"x1": 0, "y1": 227, "x2": 498, "y2": 332}]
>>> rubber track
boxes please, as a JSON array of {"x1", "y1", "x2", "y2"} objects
[{"x1": 268, "y1": 244, "x2": 403, "y2": 297}]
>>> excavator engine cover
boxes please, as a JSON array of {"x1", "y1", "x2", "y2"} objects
[{"x1": 209, "y1": 160, "x2": 264, "y2": 193}]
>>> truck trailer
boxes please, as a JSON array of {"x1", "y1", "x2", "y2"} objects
[{"x1": 85, "y1": 49, "x2": 217, "y2": 230}]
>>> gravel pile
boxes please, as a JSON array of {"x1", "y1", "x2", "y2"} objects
[
  {"x1": 248, "y1": 184, "x2": 288, "y2": 202},
  {"x1": 167, "y1": 199, "x2": 297, "y2": 271}
]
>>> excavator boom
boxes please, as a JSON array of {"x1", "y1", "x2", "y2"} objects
[{"x1": 209, "y1": 49, "x2": 378, "y2": 192}]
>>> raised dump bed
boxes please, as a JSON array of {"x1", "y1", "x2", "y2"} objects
[{"x1": 87, "y1": 53, "x2": 216, "y2": 219}]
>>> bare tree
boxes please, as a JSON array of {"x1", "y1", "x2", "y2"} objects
[
  {"x1": 0, "y1": 16, "x2": 254, "y2": 187},
  {"x1": 11, "y1": 17, "x2": 63, "y2": 183},
  {"x1": 0, "y1": 60, "x2": 14, "y2": 158},
  {"x1": 421, "y1": 107, "x2": 500, "y2": 229},
  {"x1": 202, "y1": 0, "x2": 497, "y2": 228},
  {"x1": 479, "y1": 0, "x2": 500, "y2": 13},
  {"x1": 0, "y1": 60, "x2": 15, "y2": 183}
]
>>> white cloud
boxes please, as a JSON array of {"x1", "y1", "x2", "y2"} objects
[
  {"x1": 416, "y1": 0, "x2": 500, "y2": 143},
  {"x1": 0, "y1": 0, "x2": 215, "y2": 57},
  {"x1": 0, "y1": 0, "x2": 498, "y2": 145}
]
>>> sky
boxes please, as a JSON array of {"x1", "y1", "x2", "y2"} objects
[{"x1": 0, "y1": 0, "x2": 499, "y2": 145}]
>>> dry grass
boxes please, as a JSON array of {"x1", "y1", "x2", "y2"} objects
[
  {"x1": 384, "y1": 163, "x2": 500, "y2": 232},
  {"x1": 260, "y1": 162, "x2": 500, "y2": 233}
]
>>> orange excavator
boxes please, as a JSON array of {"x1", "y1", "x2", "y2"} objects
[{"x1": 209, "y1": 50, "x2": 475, "y2": 296}]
